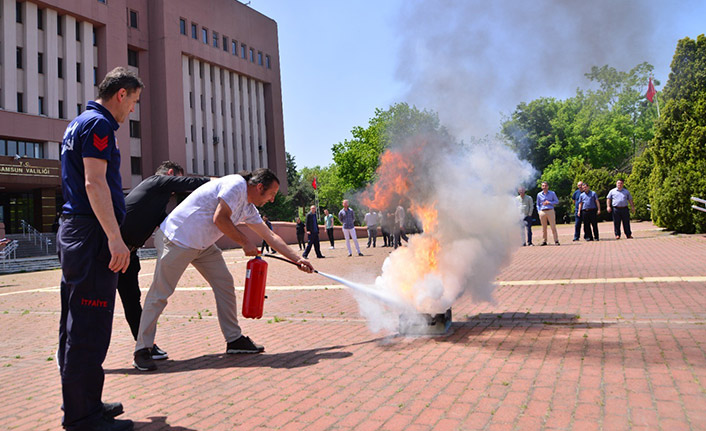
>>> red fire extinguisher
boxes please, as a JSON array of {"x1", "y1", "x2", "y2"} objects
[{"x1": 242, "y1": 255, "x2": 268, "y2": 319}]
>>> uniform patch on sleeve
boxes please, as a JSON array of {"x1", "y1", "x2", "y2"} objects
[{"x1": 93, "y1": 134, "x2": 109, "y2": 151}]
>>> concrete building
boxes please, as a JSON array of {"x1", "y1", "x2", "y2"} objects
[{"x1": 0, "y1": 0, "x2": 285, "y2": 234}]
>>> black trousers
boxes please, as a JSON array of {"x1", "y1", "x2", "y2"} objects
[
  {"x1": 58, "y1": 217, "x2": 118, "y2": 429},
  {"x1": 367, "y1": 225, "x2": 377, "y2": 247},
  {"x1": 326, "y1": 228, "x2": 335, "y2": 247},
  {"x1": 573, "y1": 213, "x2": 582, "y2": 240},
  {"x1": 394, "y1": 226, "x2": 409, "y2": 248},
  {"x1": 117, "y1": 250, "x2": 142, "y2": 340},
  {"x1": 303, "y1": 231, "x2": 323, "y2": 258},
  {"x1": 612, "y1": 207, "x2": 632, "y2": 237},
  {"x1": 296, "y1": 233, "x2": 305, "y2": 250},
  {"x1": 582, "y1": 209, "x2": 599, "y2": 240}
]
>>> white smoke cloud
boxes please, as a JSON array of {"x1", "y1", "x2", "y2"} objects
[{"x1": 355, "y1": 140, "x2": 533, "y2": 334}]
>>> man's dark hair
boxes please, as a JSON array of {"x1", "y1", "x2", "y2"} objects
[
  {"x1": 97, "y1": 67, "x2": 144, "y2": 100},
  {"x1": 239, "y1": 168, "x2": 280, "y2": 190},
  {"x1": 155, "y1": 161, "x2": 184, "y2": 175}
]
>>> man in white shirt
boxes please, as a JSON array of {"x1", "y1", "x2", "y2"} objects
[
  {"x1": 364, "y1": 209, "x2": 379, "y2": 248},
  {"x1": 133, "y1": 168, "x2": 313, "y2": 371}
]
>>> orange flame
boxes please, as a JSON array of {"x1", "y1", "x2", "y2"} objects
[{"x1": 361, "y1": 149, "x2": 418, "y2": 210}]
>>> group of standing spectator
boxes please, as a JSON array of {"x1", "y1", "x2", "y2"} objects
[{"x1": 518, "y1": 179, "x2": 636, "y2": 246}]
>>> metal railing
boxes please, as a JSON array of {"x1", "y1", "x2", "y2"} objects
[
  {"x1": 0, "y1": 240, "x2": 19, "y2": 268},
  {"x1": 20, "y1": 220, "x2": 52, "y2": 254},
  {"x1": 691, "y1": 197, "x2": 706, "y2": 213}
]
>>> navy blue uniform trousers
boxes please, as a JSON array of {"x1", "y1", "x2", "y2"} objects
[{"x1": 58, "y1": 217, "x2": 118, "y2": 429}]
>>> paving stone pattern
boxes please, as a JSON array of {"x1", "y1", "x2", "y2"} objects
[{"x1": 0, "y1": 221, "x2": 705, "y2": 430}]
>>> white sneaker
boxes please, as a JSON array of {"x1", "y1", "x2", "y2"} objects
[{"x1": 329, "y1": 246, "x2": 334, "y2": 249}]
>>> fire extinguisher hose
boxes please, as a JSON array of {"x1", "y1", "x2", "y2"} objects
[{"x1": 260, "y1": 254, "x2": 409, "y2": 309}]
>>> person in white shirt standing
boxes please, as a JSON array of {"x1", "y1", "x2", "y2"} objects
[
  {"x1": 516, "y1": 187, "x2": 534, "y2": 246},
  {"x1": 364, "y1": 209, "x2": 379, "y2": 248},
  {"x1": 132, "y1": 168, "x2": 314, "y2": 371}
]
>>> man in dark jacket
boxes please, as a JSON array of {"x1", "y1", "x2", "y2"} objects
[
  {"x1": 118, "y1": 161, "x2": 209, "y2": 359},
  {"x1": 302, "y1": 205, "x2": 325, "y2": 259}
]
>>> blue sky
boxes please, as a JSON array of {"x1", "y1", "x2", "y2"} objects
[{"x1": 251, "y1": 0, "x2": 706, "y2": 169}]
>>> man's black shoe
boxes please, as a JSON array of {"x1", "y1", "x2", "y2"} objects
[
  {"x1": 317, "y1": 255, "x2": 325, "y2": 258},
  {"x1": 133, "y1": 348, "x2": 157, "y2": 371},
  {"x1": 102, "y1": 402, "x2": 124, "y2": 419},
  {"x1": 226, "y1": 335, "x2": 264, "y2": 354},
  {"x1": 358, "y1": 252, "x2": 364, "y2": 256},
  {"x1": 73, "y1": 417, "x2": 134, "y2": 431},
  {"x1": 540, "y1": 241, "x2": 547, "y2": 246},
  {"x1": 150, "y1": 344, "x2": 168, "y2": 360}
]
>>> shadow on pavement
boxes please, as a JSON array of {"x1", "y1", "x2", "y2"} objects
[
  {"x1": 106, "y1": 338, "x2": 385, "y2": 375},
  {"x1": 134, "y1": 416, "x2": 196, "y2": 430}
]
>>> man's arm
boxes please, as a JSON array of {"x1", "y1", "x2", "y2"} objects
[
  {"x1": 84, "y1": 157, "x2": 130, "y2": 273},
  {"x1": 248, "y1": 222, "x2": 314, "y2": 273},
  {"x1": 606, "y1": 197, "x2": 613, "y2": 212},
  {"x1": 595, "y1": 194, "x2": 601, "y2": 214},
  {"x1": 213, "y1": 198, "x2": 259, "y2": 256}
]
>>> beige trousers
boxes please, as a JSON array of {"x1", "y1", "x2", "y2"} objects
[
  {"x1": 539, "y1": 209, "x2": 559, "y2": 243},
  {"x1": 135, "y1": 229, "x2": 241, "y2": 352}
]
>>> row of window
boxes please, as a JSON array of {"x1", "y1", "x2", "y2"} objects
[
  {"x1": 179, "y1": 18, "x2": 272, "y2": 69},
  {"x1": 0, "y1": 138, "x2": 44, "y2": 159},
  {"x1": 16, "y1": 2, "x2": 98, "y2": 44},
  {"x1": 15, "y1": 49, "x2": 98, "y2": 84},
  {"x1": 15, "y1": 92, "x2": 87, "y2": 118}
]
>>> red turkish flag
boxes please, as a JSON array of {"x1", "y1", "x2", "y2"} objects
[
  {"x1": 312, "y1": 177, "x2": 317, "y2": 190},
  {"x1": 646, "y1": 77, "x2": 657, "y2": 103}
]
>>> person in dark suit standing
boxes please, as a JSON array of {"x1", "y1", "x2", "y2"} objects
[{"x1": 302, "y1": 205, "x2": 325, "y2": 259}]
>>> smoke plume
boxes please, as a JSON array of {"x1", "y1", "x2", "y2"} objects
[
  {"x1": 354, "y1": 133, "x2": 533, "y2": 333},
  {"x1": 395, "y1": 0, "x2": 665, "y2": 139}
]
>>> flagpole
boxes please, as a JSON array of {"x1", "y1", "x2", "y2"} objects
[{"x1": 655, "y1": 93, "x2": 660, "y2": 118}]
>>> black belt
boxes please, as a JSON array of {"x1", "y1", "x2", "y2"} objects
[
  {"x1": 613, "y1": 206, "x2": 628, "y2": 209},
  {"x1": 61, "y1": 213, "x2": 96, "y2": 220}
]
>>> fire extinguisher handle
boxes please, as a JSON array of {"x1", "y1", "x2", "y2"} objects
[{"x1": 262, "y1": 253, "x2": 319, "y2": 273}]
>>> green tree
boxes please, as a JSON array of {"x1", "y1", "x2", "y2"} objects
[
  {"x1": 331, "y1": 103, "x2": 447, "y2": 191},
  {"x1": 504, "y1": 62, "x2": 660, "y2": 220},
  {"x1": 648, "y1": 35, "x2": 706, "y2": 233}
]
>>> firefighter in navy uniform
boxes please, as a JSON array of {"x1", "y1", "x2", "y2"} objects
[{"x1": 57, "y1": 67, "x2": 143, "y2": 431}]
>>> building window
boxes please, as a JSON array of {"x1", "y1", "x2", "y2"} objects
[
  {"x1": 200, "y1": 94, "x2": 204, "y2": 110},
  {"x1": 213, "y1": 31, "x2": 218, "y2": 47},
  {"x1": 258, "y1": 51, "x2": 263, "y2": 66},
  {"x1": 131, "y1": 157, "x2": 142, "y2": 175},
  {"x1": 202, "y1": 28, "x2": 208, "y2": 44},
  {"x1": 127, "y1": 49, "x2": 138, "y2": 67},
  {"x1": 38, "y1": 53, "x2": 43, "y2": 73},
  {"x1": 189, "y1": 92, "x2": 193, "y2": 108},
  {"x1": 97, "y1": 0, "x2": 106, "y2": 3},
  {"x1": 241, "y1": 44, "x2": 246, "y2": 59},
  {"x1": 17, "y1": 93, "x2": 24, "y2": 113},
  {"x1": 39, "y1": 97, "x2": 45, "y2": 115},
  {"x1": 76, "y1": 63, "x2": 81, "y2": 82},
  {"x1": 77, "y1": 104, "x2": 82, "y2": 115},
  {"x1": 179, "y1": 18, "x2": 186, "y2": 35},
  {"x1": 266, "y1": 55, "x2": 271, "y2": 69},
  {"x1": 191, "y1": 23, "x2": 197, "y2": 39},
  {"x1": 129, "y1": 120, "x2": 141, "y2": 138},
  {"x1": 57, "y1": 15, "x2": 63, "y2": 35},
  {"x1": 75, "y1": 21, "x2": 81, "y2": 41},
  {"x1": 223, "y1": 36, "x2": 228, "y2": 52},
  {"x1": 93, "y1": 28, "x2": 97, "y2": 46},
  {"x1": 58, "y1": 100, "x2": 64, "y2": 118},
  {"x1": 231, "y1": 40, "x2": 237, "y2": 55},
  {"x1": 37, "y1": 8, "x2": 43, "y2": 30},
  {"x1": 129, "y1": 10, "x2": 138, "y2": 28},
  {"x1": 58, "y1": 58, "x2": 64, "y2": 78},
  {"x1": 16, "y1": 47, "x2": 23, "y2": 69},
  {"x1": 249, "y1": 48, "x2": 254, "y2": 63},
  {"x1": 16, "y1": 1, "x2": 22, "y2": 23}
]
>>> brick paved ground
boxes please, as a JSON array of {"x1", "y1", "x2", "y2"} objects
[{"x1": 1, "y1": 221, "x2": 705, "y2": 430}]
